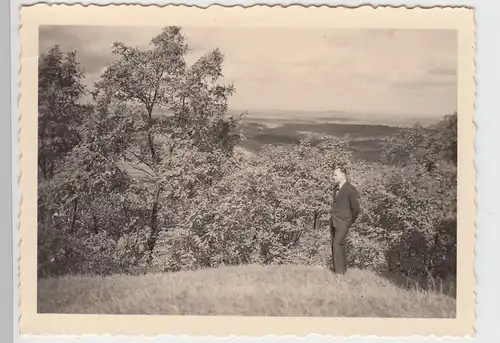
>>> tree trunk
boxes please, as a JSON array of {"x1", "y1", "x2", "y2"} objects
[
  {"x1": 147, "y1": 131, "x2": 157, "y2": 165},
  {"x1": 146, "y1": 183, "x2": 162, "y2": 264},
  {"x1": 91, "y1": 213, "x2": 99, "y2": 234},
  {"x1": 312, "y1": 211, "x2": 318, "y2": 231},
  {"x1": 70, "y1": 198, "x2": 78, "y2": 233}
]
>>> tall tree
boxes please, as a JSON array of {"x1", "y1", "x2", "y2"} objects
[
  {"x1": 38, "y1": 45, "x2": 88, "y2": 181},
  {"x1": 37, "y1": 46, "x2": 90, "y2": 276},
  {"x1": 92, "y1": 26, "x2": 242, "y2": 263}
]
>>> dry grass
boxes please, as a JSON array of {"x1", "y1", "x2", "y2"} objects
[{"x1": 37, "y1": 264, "x2": 455, "y2": 318}]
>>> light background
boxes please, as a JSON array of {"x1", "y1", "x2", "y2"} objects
[
  {"x1": 38, "y1": 25, "x2": 457, "y2": 125},
  {"x1": 5, "y1": 0, "x2": 500, "y2": 343}
]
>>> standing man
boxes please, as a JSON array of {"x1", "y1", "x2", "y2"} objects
[{"x1": 330, "y1": 166, "x2": 360, "y2": 274}]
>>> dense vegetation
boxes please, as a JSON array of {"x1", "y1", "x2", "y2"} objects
[{"x1": 37, "y1": 27, "x2": 457, "y2": 291}]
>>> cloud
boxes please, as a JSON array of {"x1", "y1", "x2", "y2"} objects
[{"x1": 39, "y1": 26, "x2": 457, "y2": 118}]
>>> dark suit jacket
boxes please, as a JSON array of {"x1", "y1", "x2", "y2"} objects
[{"x1": 331, "y1": 181, "x2": 360, "y2": 229}]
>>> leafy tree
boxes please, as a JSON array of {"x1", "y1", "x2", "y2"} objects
[
  {"x1": 382, "y1": 112, "x2": 457, "y2": 168},
  {"x1": 37, "y1": 102, "x2": 139, "y2": 276},
  {"x1": 38, "y1": 45, "x2": 89, "y2": 181},
  {"x1": 369, "y1": 114, "x2": 458, "y2": 278},
  {"x1": 91, "y1": 26, "x2": 242, "y2": 264},
  {"x1": 37, "y1": 46, "x2": 90, "y2": 276}
]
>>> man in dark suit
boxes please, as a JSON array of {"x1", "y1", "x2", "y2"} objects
[{"x1": 330, "y1": 166, "x2": 360, "y2": 274}]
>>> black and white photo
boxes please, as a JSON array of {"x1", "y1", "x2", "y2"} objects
[{"x1": 18, "y1": 4, "x2": 476, "y2": 337}]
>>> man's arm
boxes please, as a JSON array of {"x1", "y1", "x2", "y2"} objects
[{"x1": 349, "y1": 187, "x2": 361, "y2": 224}]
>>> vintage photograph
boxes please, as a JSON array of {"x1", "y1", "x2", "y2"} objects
[
  {"x1": 19, "y1": 4, "x2": 475, "y2": 337},
  {"x1": 36, "y1": 24, "x2": 459, "y2": 315}
]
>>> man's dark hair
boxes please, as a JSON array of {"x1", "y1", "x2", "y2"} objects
[{"x1": 335, "y1": 166, "x2": 348, "y2": 178}]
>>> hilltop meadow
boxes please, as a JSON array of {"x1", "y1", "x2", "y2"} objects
[{"x1": 37, "y1": 27, "x2": 457, "y2": 316}]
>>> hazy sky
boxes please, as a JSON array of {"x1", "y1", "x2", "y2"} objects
[{"x1": 39, "y1": 26, "x2": 457, "y2": 120}]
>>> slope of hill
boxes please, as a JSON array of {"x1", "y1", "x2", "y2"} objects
[{"x1": 38, "y1": 264, "x2": 455, "y2": 317}]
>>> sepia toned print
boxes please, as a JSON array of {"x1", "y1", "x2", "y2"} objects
[{"x1": 19, "y1": 4, "x2": 475, "y2": 337}]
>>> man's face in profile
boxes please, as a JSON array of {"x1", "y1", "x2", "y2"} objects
[{"x1": 333, "y1": 168, "x2": 344, "y2": 185}]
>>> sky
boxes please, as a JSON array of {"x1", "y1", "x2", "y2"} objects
[{"x1": 39, "y1": 26, "x2": 457, "y2": 123}]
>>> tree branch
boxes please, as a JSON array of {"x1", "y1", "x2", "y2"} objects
[{"x1": 129, "y1": 151, "x2": 156, "y2": 172}]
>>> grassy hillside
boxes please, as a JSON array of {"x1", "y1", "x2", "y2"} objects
[{"x1": 38, "y1": 264, "x2": 455, "y2": 317}]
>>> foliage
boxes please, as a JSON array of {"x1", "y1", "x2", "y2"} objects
[
  {"x1": 37, "y1": 45, "x2": 92, "y2": 277},
  {"x1": 152, "y1": 135, "x2": 352, "y2": 270},
  {"x1": 38, "y1": 27, "x2": 244, "y2": 277},
  {"x1": 376, "y1": 112, "x2": 457, "y2": 277},
  {"x1": 90, "y1": 26, "x2": 242, "y2": 264},
  {"x1": 382, "y1": 112, "x2": 457, "y2": 168},
  {"x1": 348, "y1": 161, "x2": 456, "y2": 278},
  {"x1": 37, "y1": 28, "x2": 457, "y2": 286},
  {"x1": 38, "y1": 45, "x2": 89, "y2": 180}
]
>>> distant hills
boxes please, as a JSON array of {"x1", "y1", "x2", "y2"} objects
[
  {"x1": 226, "y1": 109, "x2": 444, "y2": 128},
  {"x1": 149, "y1": 107, "x2": 450, "y2": 162},
  {"x1": 237, "y1": 119, "x2": 399, "y2": 162},
  {"x1": 151, "y1": 107, "x2": 445, "y2": 128}
]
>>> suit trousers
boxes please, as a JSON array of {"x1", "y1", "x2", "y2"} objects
[{"x1": 330, "y1": 218, "x2": 351, "y2": 274}]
